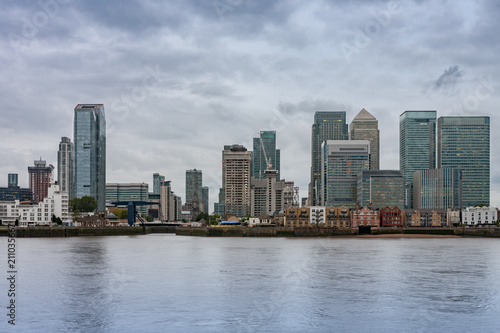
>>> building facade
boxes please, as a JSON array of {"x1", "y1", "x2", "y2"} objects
[
  {"x1": 350, "y1": 205, "x2": 380, "y2": 228},
  {"x1": 350, "y1": 109, "x2": 380, "y2": 170},
  {"x1": 310, "y1": 111, "x2": 348, "y2": 206},
  {"x1": 462, "y1": 206, "x2": 498, "y2": 226},
  {"x1": 412, "y1": 168, "x2": 461, "y2": 209},
  {"x1": 0, "y1": 174, "x2": 33, "y2": 202},
  {"x1": 250, "y1": 170, "x2": 287, "y2": 216},
  {"x1": 321, "y1": 140, "x2": 370, "y2": 208},
  {"x1": 437, "y1": 116, "x2": 490, "y2": 207},
  {"x1": 28, "y1": 159, "x2": 54, "y2": 203},
  {"x1": 202, "y1": 186, "x2": 209, "y2": 214},
  {"x1": 357, "y1": 170, "x2": 404, "y2": 209},
  {"x1": 58, "y1": 137, "x2": 74, "y2": 200},
  {"x1": 153, "y1": 173, "x2": 165, "y2": 195},
  {"x1": 400, "y1": 111, "x2": 437, "y2": 208},
  {"x1": 106, "y1": 183, "x2": 149, "y2": 215},
  {"x1": 284, "y1": 206, "x2": 350, "y2": 228},
  {"x1": 252, "y1": 131, "x2": 280, "y2": 179},
  {"x1": 403, "y1": 209, "x2": 448, "y2": 227},
  {"x1": 185, "y1": 169, "x2": 202, "y2": 219},
  {"x1": 379, "y1": 206, "x2": 403, "y2": 227},
  {"x1": 223, "y1": 145, "x2": 252, "y2": 218},
  {"x1": 74, "y1": 104, "x2": 106, "y2": 212}
]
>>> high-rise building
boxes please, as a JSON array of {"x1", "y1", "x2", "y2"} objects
[
  {"x1": 250, "y1": 170, "x2": 287, "y2": 216},
  {"x1": 350, "y1": 109, "x2": 380, "y2": 170},
  {"x1": 310, "y1": 111, "x2": 348, "y2": 206},
  {"x1": 252, "y1": 131, "x2": 280, "y2": 179},
  {"x1": 160, "y1": 180, "x2": 174, "y2": 222},
  {"x1": 321, "y1": 140, "x2": 370, "y2": 207},
  {"x1": 28, "y1": 159, "x2": 54, "y2": 203},
  {"x1": 153, "y1": 173, "x2": 165, "y2": 195},
  {"x1": 357, "y1": 170, "x2": 404, "y2": 209},
  {"x1": 58, "y1": 137, "x2": 74, "y2": 200},
  {"x1": 0, "y1": 174, "x2": 33, "y2": 202},
  {"x1": 214, "y1": 188, "x2": 225, "y2": 216},
  {"x1": 185, "y1": 169, "x2": 202, "y2": 219},
  {"x1": 437, "y1": 116, "x2": 490, "y2": 207},
  {"x1": 413, "y1": 168, "x2": 462, "y2": 209},
  {"x1": 222, "y1": 144, "x2": 252, "y2": 218},
  {"x1": 8, "y1": 174, "x2": 18, "y2": 187},
  {"x1": 106, "y1": 183, "x2": 149, "y2": 215},
  {"x1": 399, "y1": 111, "x2": 437, "y2": 208},
  {"x1": 74, "y1": 104, "x2": 106, "y2": 212},
  {"x1": 202, "y1": 186, "x2": 209, "y2": 214}
]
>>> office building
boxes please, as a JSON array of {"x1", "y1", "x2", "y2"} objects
[
  {"x1": 250, "y1": 170, "x2": 287, "y2": 216},
  {"x1": 357, "y1": 170, "x2": 404, "y2": 209},
  {"x1": 310, "y1": 111, "x2": 348, "y2": 206},
  {"x1": 350, "y1": 109, "x2": 380, "y2": 170},
  {"x1": 0, "y1": 174, "x2": 33, "y2": 202},
  {"x1": 106, "y1": 183, "x2": 149, "y2": 215},
  {"x1": 153, "y1": 173, "x2": 165, "y2": 195},
  {"x1": 58, "y1": 137, "x2": 74, "y2": 200},
  {"x1": 8, "y1": 174, "x2": 18, "y2": 188},
  {"x1": 186, "y1": 169, "x2": 202, "y2": 219},
  {"x1": 399, "y1": 111, "x2": 437, "y2": 208},
  {"x1": 437, "y1": 116, "x2": 490, "y2": 206},
  {"x1": 321, "y1": 140, "x2": 370, "y2": 207},
  {"x1": 28, "y1": 159, "x2": 54, "y2": 203},
  {"x1": 74, "y1": 104, "x2": 106, "y2": 212},
  {"x1": 252, "y1": 131, "x2": 280, "y2": 179},
  {"x1": 222, "y1": 144, "x2": 252, "y2": 218},
  {"x1": 202, "y1": 186, "x2": 209, "y2": 214},
  {"x1": 413, "y1": 168, "x2": 461, "y2": 209}
]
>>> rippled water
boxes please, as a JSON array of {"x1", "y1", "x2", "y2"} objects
[{"x1": 3, "y1": 235, "x2": 500, "y2": 332}]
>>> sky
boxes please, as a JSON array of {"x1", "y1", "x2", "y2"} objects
[{"x1": 1, "y1": 0, "x2": 499, "y2": 210}]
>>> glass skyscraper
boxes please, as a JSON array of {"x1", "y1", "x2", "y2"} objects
[
  {"x1": 58, "y1": 137, "x2": 74, "y2": 200},
  {"x1": 310, "y1": 111, "x2": 348, "y2": 206},
  {"x1": 437, "y1": 116, "x2": 490, "y2": 207},
  {"x1": 412, "y1": 168, "x2": 462, "y2": 209},
  {"x1": 74, "y1": 104, "x2": 106, "y2": 212},
  {"x1": 357, "y1": 170, "x2": 404, "y2": 209},
  {"x1": 252, "y1": 131, "x2": 280, "y2": 179},
  {"x1": 350, "y1": 109, "x2": 380, "y2": 170},
  {"x1": 399, "y1": 111, "x2": 437, "y2": 208}
]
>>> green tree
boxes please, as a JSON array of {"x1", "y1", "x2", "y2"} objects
[
  {"x1": 120, "y1": 209, "x2": 129, "y2": 220},
  {"x1": 70, "y1": 196, "x2": 97, "y2": 212},
  {"x1": 146, "y1": 214, "x2": 153, "y2": 222}
]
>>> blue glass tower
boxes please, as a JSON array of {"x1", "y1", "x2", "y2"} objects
[
  {"x1": 74, "y1": 104, "x2": 106, "y2": 212},
  {"x1": 252, "y1": 131, "x2": 280, "y2": 179}
]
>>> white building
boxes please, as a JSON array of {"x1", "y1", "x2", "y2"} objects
[
  {"x1": 462, "y1": 207, "x2": 498, "y2": 226},
  {"x1": 0, "y1": 184, "x2": 70, "y2": 226}
]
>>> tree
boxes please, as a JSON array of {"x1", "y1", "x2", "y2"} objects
[
  {"x1": 146, "y1": 214, "x2": 153, "y2": 222},
  {"x1": 70, "y1": 196, "x2": 97, "y2": 212},
  {"x1": 120, "y1": 210, "x2": 128, "y2": 220}
]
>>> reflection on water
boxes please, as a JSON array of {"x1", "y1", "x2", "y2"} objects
[{"x1": 7, "y1": 236, "x2": 500, "y2": 332}]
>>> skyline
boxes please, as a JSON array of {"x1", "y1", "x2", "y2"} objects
[{"x1": 1, "y1": 0, "x2": 499, "y2": 210}]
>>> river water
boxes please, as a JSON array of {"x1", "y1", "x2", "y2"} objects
[{"x1": 2, "y1": 235, "x2": 500, "y2": 332}]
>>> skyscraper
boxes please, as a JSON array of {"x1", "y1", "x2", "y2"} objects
[
  {"x1": 28, "y1": 159, "x2": 54, "y2": 203},
  {"x1": 413, "y1": 168, "x2": 462, "y2": 209},
  {"x1": 153, "y1": 173, "x2": 165, "y2": 195},
  {"x1": 106, "y1": 183, "x2": 149, "y2": 215},
  {"x1": 74, "y1": 104, "x2": 106, "y2": 212},
  {"x1": 252, "y1": 131, "x2": 280, "y2": 179},
  {"x1": 310, "y1": 111, "x2": 348, "y2": 206},
  {"x1": 202, "y1": 186, "x2": 209, "y2": 214},
  {"x1": 321, "y1": 140, "x2": 370, "y2": 207},
  {"x1": 357, "y1": 170, "x2": 404, "y2": 209},
  {"x1": 186, "y1": 169, "x2": 203, "y2": 219},
  {"x1": 437, "y1": 116, "x2": 490, "y2": 206},
  {"x1": 223, "y1": 144, "x2": 252, "y2": 218},
  {"x1": 350, "y1": 109, "x2": 380, "y2": 170},
  {"x1": 399, "y1": 110, "x2": 437, "y2": 208},
  {"x1": 58, "y1": 137, "x2": 74, "y2": 200}
]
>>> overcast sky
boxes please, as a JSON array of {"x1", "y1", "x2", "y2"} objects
[{"x1": 1, "y1": 0, "x2": 499, "y2": 210}]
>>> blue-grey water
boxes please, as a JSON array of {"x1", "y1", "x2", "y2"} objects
[{"x1": 2, "y1": 235, "x2": 500, "y2": 332}]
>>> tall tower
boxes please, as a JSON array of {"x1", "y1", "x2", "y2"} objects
[
  {"x1": 310, "y1": 111, "x2": 348, "y2": 206},
  {"x1": 186, "y1": 169, "x2": 203, "y2": 219},
  {"x1": 58, "y1": 137, "x2": 74, "y2": 199},
  {"x1": 399, "y1": 110, "x2": 436, "y2": 208},
  {"x1": 223, "y1": 144, "x2": 252, "y2": 218},
  {"x1": 201, "y1": 186, "x2": 209, "y2": 214},
  {"x1": 74, "y1": 104, "x2": 106, "y2": 212},
  {"x1": 252, "y1": 131, "x2": 280, "y2": 179},
  {"x1": 350, "y1": 108, "x2": 380, "y2": 170},
  {"x1": 437, "y1": 116, "x2": 490, "y2": 207},
  {"x1": 153, "y1": 173, "x2": 165, "y2": 195},
  {"x1": 28, "y1": 158, "x2": 54, "y2": 203}
]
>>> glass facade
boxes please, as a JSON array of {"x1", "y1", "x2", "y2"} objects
[
  {"x1": 252, "y1": 131, "x2": 280, "y2": 179},
  {"x1": 106, "y1": 183, "x2": 149, "y2": 215},
  {"x1": 185, "y1": 169, "x2": 203, "y2": 213},
  {"x1": 321, "y1": 140, "x2": 369, "y2": 207},
  {"x1": 311, "y1": 111, "x2": 348, "y2": 205},
  {"x1": 153, "y1": 173, "x2": 165, "y2": 195},
  {"x1": 350, "y1": 109, "x2": 380, "y2": 170},
  {"x1": 357, "y1": 170, "x2": 404, "y2": 209},
  {"x1": 437, "y1": 116, "x2": 490, "y2": 206},
  {"x1": 74, "y1": 104, "x2": 106, "y2": 212},
  {"x1": 399, "y1": 111, "x2": 437, "y2": 208},
  {"x1": 58, "y1": 137, "x2": 74, "y2": 200},
  {"x1": 413, "y1": 168, "x2": 462, "y2": 209}
]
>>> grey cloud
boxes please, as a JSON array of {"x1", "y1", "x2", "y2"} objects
[{"x1": 433, "y1": 65, "x2": 464, "y2": 90}]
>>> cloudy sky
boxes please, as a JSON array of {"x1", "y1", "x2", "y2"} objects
[{"x1": 1, "y1": 0, "x2": 499, "y2": 209}]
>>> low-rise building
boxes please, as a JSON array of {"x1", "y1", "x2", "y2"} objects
[
  {"x1": 462, "y1": 207, "x2": 498, "y2": 226},
  {"x1": 380, "y1": 206, "x2": 402, "y2": 227},
  {"x1": 284, "y1": 206, "x2": 350, "y2": 228},
  {"x1": 351, "y1": 204, "x2": 380, "y2": 228},
  {"x1": 403, "y1": 209, "x2": 448, "y2": 227}
]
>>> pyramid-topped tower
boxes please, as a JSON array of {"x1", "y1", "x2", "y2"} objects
[{"x1": 350, "y1": 109, "x2": 380, "y2": 170}]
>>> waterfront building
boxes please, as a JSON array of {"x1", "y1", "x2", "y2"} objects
[
  {"x1": 321, "y1": 140, "x2": 370, "y2": 208},
  {"x1": 28, "y1": 158, "x2": 54, "y2": 203},
  {"x1": 153, "y1": 173, "x2": 165, "y2": 195},
  {"x1": 462, "y1": 206, "x2": 498, "y2": 226},
  {"x1": 222, "y1": 144, "x2": 252, "y2": 218},
  {"x1": 185, "y1": 169, "x2": 202, "y2": 219},
  {"x1": 0, "y1": 184, "x2": 70, "y2": 226},
  {"x1": 412, "y1": 168, "x2": 461, "y2": 209},
  {"x1": 74, "y1": 104, "x2": 106, "y2": 212},
  {"x1": 403, "y1": 209, "x2": 447, "y2": 227},
  {"x1": 283, "y1": 181, "x2": 299, "y2": 208},
  {"x1": 350, "y1": 205, "x2": 380, "y2": 228},
  {"x1": 357, "y1": 170, "x2": 404, "y2": 209},
  {"x1": 350, "y1": 109, "x2": 380, "y2": 170},
  {"x1": 284, "y1": 206, "x2": 350, "y2": 228},
  {"x1": 58, "y1": 137, "x2": 74, "y2": 200},
  {"x1": 399, "y1": 111, "x2": 437, "y2": 208},
  {"x1": 310, "y1": 111, "x2": 348, "y2": 206},
  {"x1": 106, "y1": 183, "x2": 149, "y2": 215},
  {"x1": 437, "y1": 116, "x2": 490, "y2": 207},
  {"x1": 447, "y1": 208, "x2": 461, "y2": 226},
  {"x1": 252, "y1": 130, "x2": 280, "y2": 179},
  {"x1": 250, "y1": 170, "x2": 287, "y2": 216},
  {"x1": 0, "y1": 174, "x2": 33, "y2": 202},
  {"x1": 379, "y1": 206, "x2": 402, "y2": 227}
]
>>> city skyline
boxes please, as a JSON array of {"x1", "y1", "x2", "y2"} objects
[{"x1": 1, "y1": 1, "x2": 499, "y2": 210}]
